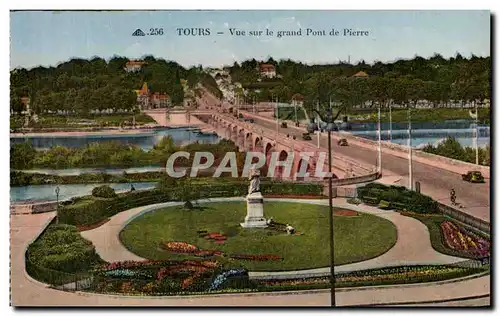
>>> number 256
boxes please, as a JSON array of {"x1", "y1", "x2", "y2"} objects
[{"x1": 150, "y1": 28, "x2": 164, "y2": 35}]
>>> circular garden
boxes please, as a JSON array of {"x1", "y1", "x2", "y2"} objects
[{"x1": 119, "y1": 201, "x2": 398, "y2": 271}]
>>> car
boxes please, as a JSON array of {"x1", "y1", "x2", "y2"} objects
[
  {"x1": 338, "y1": 138, "x2": 348, "y2": 146},
  {"x1": 302, "y1": 133, "x2": 312, "y2": 141},
  {"x1": 281, "y1": 122, "x2": 288, "y2": 128},
  {"x1": 461, "y1": 171, "x2": 485, "y2": 183}
]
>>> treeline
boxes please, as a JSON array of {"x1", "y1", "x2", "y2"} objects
[
  {"x1": 10, "y1": 56, "x2": 213, "y2": 115},
  {"x1": 10, "y1": 137, "x2": 242, "y2": 170},
  {"x1": 228, "y1": 54, "x2": 490, "y2": 115},
  {"x1": 422, "y1": 137, "x2": 490, "y2": 166}
]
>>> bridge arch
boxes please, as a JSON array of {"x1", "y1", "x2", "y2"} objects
[
  {"x1": 264, "y1": 142, "x2": 274, "y2": 157},
  {"x1": 254, "y1": 137, "x2": 264, "y2": 152},
  {"x1": 295, "y1": 158, "x2": 313, "y2": 181}
]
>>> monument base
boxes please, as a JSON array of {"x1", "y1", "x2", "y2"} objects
[{"x1": 240, "y1": 192, "x2": 267, "y2": 228}]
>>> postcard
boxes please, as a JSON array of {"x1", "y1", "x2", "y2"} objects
[{"x1": 10, "y1": 10, "x2": 491, "y2": 307}]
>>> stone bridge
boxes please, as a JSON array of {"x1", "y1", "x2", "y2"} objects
[{"x1": 206, "y1": 114, "x2": 377, "y2": 181}]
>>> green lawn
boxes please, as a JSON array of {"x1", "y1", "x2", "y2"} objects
[{"x1": 119, "y1": 201, "x2": 397, "y2": 271}]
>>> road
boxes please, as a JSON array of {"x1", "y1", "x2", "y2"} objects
[
  {"x1": 248, "y1": 115, "x2": 490, "y2": 222},
  {"x1": 196, "y1": 90, "x2": 490, "y2": 222}
]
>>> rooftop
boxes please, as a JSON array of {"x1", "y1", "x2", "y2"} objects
[{"x1": 352, "y1": 71, "x2": 369, "y2": 78}]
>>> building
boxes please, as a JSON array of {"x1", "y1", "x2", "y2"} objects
[
  {"x1": 258, "y1": 63, "x2": 276, "y2": 78},
  {"x1": 135, "y1": 82, "x2": 171, "y2": 109},
  {"x1": 352, "y1": 71, "x2": 369, "y2": 78},
  {"x1": 124, "y1": 60, "x2": 146, "y2": 72},
  {"x1": 291, "y1": 93, "x2": 304, "y2": 107},
  {"x1": 151, "y1": 92, "x2": 171, "y2": 108}
]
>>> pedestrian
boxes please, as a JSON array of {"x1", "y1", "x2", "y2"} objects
[
  {"x1": 131, "y1": 184, "x2": 136, "y2": 192},
  {"x1": 450, "y1": 188, "x2": 456, "y2": 204}
]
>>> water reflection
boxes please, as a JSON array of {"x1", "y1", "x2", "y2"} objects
[{"x1": 10, "y1": 127, "x2": 219, "y2": 150}]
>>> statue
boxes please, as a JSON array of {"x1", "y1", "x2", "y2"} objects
[
  {"x1": 241, "y1": 168, "x2": 267, "y2": 228},
  {"x1": 248, "y1": 168, "x2": 261, "y2": 195}
]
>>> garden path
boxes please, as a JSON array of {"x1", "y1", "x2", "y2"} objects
[
  {"x1": 11, "y1": 210, "x2": 489, "y2": 306},
  {"x1": 79, "y1": 197, "x2": 467, "y2": 279}
]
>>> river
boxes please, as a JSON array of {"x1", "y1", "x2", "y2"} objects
[{"x1": 10, "y1": 127, "x2": 219, "y2": 150}]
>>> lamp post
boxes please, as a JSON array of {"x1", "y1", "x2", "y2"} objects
[
  {"x1": 308, "y1": 106, "x2": 336, "y2": 307},
  {"x1": 55, "y1": 186, "x2": 60, "y2": 224},
  {"x1": 407, "y1": 103, "x2": 413, "y2": 190},
  {"x1": 377, "y1": 102, "x2": 382, "y2": 173}
]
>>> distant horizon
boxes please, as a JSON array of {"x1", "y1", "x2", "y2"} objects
[{"x1": 10, "y1": 10, "x2": 490, "y2": 70}]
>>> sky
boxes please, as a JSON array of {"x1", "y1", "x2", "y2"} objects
[{"x1": 10, "y1": 10, "x2": 491, "y2": 69}]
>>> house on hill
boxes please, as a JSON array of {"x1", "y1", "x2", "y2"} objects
[
  {"x1": 135, "y1": 82, "x2": 171, "y2": 109},
  {"x1": 124, "y1": 60, "x2": 146, "y2": 72},
  {"x1": 291, "y1": 93, "x2": 305, "y2": 107},
  {"x1": 352, "y1": 71, "x2": 369, "y2": 78},
  {"x1": 258, "y1": 63, "x2": 276, "y2": 78}
]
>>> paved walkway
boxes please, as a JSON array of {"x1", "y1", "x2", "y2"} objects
[
  {"x1": 10, "y1": 206, "x2": 490, "y2": 306},
  {"x1": 80, "y1": 198, "x2": 466, "y2": 279}
]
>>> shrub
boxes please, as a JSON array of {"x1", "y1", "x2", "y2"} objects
[
  {"x1": 91, "y1": 185, "x2": 117, "y2": 198},
  {"x1": 357, "y1": 183, "x2": 438, "y2": 214},
  {"x1": 26, "y1": 224, "x2": 101, "y2": 276}
]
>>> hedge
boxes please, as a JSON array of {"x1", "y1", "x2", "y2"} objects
[
  {"x1": 58, "y1": 181, "x2": 324, "y2": 226},
  {"x1": 357, "y1": 183, "x2": 438, "y2": 213},
  {"x1": 26, "y1": 224, "x2": 102, "y2": 285},
  {"x1": 91, "y1": 185, "x2": 117, "y2": 198}
]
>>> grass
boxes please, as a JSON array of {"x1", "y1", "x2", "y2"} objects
[
  {"x1": 119, "y1": 201, "x2": 397, "y2": 271},
  {"x1": 401, "y1": 212, "x2": 490, "y2": 260}
]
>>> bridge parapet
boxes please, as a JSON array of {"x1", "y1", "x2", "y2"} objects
[{"x1": 210, "y1": 114, "x2": 376, "y2": 178}]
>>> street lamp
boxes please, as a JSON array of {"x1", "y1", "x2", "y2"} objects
[
  {"x1": 55, "y1": 186, "x2": 60, "y2": 224},
  {"x1": 307, "y1": 106, "x2": 337, "y2": 307}
]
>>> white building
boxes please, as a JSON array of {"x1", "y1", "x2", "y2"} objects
[
  {"x1": 124, "y1": 60, "x2": 146, "y2": 72},
  {"x1": 258, "y1": 64, "x2": 276, "y2": 78}
]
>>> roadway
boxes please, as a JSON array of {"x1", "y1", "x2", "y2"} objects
[
  {"x1": 196, "y1": 90, "x2": 490, "y2": 223},
  {"x1": 246, "y1": 115, "x2": 490, "y2": 222}
]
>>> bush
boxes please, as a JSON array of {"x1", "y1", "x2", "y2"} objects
[
  {"x1": 357, "y1": 183, "x2": 438, "y2": 214},
  {"x1": 26, "y1": 224, "x2": 101, "y2": 275},
  {"x1": 92, "y1": 185, "x2": 117, "y2": 198}
]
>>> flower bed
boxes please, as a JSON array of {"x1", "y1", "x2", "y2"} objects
[
  {"x1": 229, "y1": 254, "x2": 282, "y2": 261},
  {"x1": 441, "y1": 221, "x2": 490, "y2": 257},
  {"x1": 334, "y1": 209, "x2": 359, "y2": 217},
  {"x1": 93, "y1": 259, "x2": 221, "y2": 294},
  {"x1": 160, "y1": 242, "x2": 198, "y2": 253},
  {"x1": 87, "y1": 263, "x2": 486, "y2": 296},
  {"x1": 260, "y1": 265, "x2": 486, "y2": 289}
]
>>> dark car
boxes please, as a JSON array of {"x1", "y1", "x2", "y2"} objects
[
  {"x1": 461, "y1": 171, "x2": 485, "y2": 183},
  {"x1": 338, "y1": 138, "x2": 348, "y2": 146},
  {"x1": 302, "y1": 133, "x2": 312, "y2": 141},
  {"x1": 281, "y1": 122, "x2": 288, "y2": 128}
]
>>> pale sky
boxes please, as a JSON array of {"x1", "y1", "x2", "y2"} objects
[{"x1": 10, "y1": 10, "x2": 491, "y2": 69}]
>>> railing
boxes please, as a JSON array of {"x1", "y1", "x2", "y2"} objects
[
  {"x1": 437, "y1": 202, "x2": 490, "y2": 234},
  {"x1": 332, "y1": 172, "x2": 382, "y2": 187},
  {"x1": 25, "y1": 256, "x2": 94, "y2": 291}
]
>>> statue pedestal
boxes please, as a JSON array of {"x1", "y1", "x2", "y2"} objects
[{"x1": 240, "y1": 192, "x2": 267, "y2": 228}]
